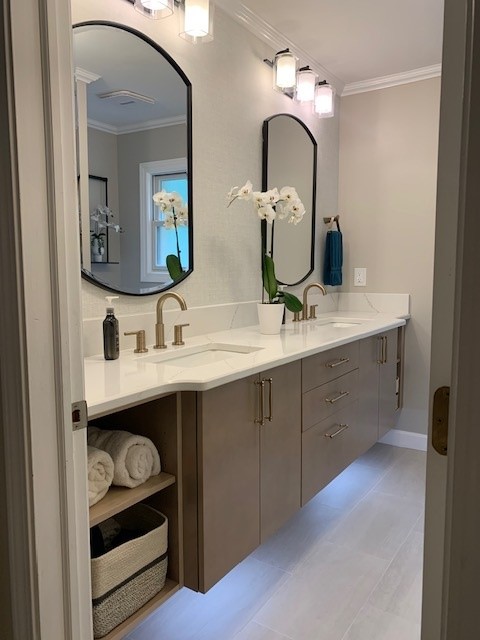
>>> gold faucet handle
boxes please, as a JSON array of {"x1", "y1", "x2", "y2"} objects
[
  {"x1": 293, "y1": 311, "x2": 302, "y2": 322},
  {"x1": 124, "y1": 330, "x2": 148, "y2": 353},
  {"x1": 309, "y1": 304, "x2": 318, "y2": 320},
  {"x1": 173, "y1": 323, "x2": 190, "y2": 346}
]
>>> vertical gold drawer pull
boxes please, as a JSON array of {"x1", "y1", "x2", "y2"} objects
[
  {"x1": 265, "y1": 378, "x2": 273, "y2": 422},
  {"x1": 324, "y1": 423, "x2": 349, "y2": 439},
  {"x1": 325, "y1": 390, "x2": 350, "y2": 404},
  {"x1": 325, "y1": 357, "x2": 350, "y2": 369},
  {"x1": 254, "y1": 379, "x2": 265, "y2": 425}
]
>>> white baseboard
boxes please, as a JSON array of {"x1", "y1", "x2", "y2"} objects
[{"x1": 379, "y1": 429, "x2": 428, "y2": 452}]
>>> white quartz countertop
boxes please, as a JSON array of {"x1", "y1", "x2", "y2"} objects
[{"x1": 85, "y1": 311, "x2": 406, "y2": 418}]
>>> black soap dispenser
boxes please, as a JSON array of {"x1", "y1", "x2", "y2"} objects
[{"x1": 103, "y1": 296, "x2": 120, "y2": 360}]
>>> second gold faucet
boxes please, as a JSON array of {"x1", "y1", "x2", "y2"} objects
[{"x1": 293, "y1": 282, "x2": 327, "y2": 322}]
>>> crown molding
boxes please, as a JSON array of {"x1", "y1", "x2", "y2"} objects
[
  {"x1": 217, "y1": 1, "x2": 345, "y2": 95},
  {"x1": 87, "y1": 115, "x2": 187, "y2": 135},
  {"x1": 74, "y1": 67, "x2": 101, "y2": 84},
  {"x1": 342, "y1": 64, "x2": 442, "y2": 96}
]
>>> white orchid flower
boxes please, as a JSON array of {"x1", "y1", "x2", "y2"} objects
[
  {"x1": 257, "y1": 203, "x2": 276, "y2": 224},
  {"x1": 252, "y1": 191, "x2": 270, "y2": 208},
  {"x1": 237, "y1": 180, "x2": 253, "y2": 200},
  {"x1": 176, "y1": 207, "x2": 188, "y2": 225},
  {"x1": 287, "y1": 199, "x2": 306, "y2": 218},
  {"x1": 163, "y1": 215, "x2": 175, "y2": 230},
  {"x1": 152, "y1": 191, "x2": 168, "y2": 206},
  {"x1": 265, "y1": 188, "x2": 280, "y2": 204},
  {"x1": 280, "y1": 186, "x2": 299, "y2": 201}
]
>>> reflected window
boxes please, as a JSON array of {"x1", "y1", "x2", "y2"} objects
[{"x1": 152, "y1": 172, "x2": 189, "y2": 271}]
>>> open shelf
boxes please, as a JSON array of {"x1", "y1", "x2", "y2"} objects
[
  {"x1": 89, "y1": 472, "x2": 176, "y2": 527},
  {"x1": 99, "y1": 578, "x2": 180, "y2": 640}
]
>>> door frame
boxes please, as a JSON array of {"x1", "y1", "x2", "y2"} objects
[{"x1": 0, "y1": 0, "x2": 91, "y2": 637}]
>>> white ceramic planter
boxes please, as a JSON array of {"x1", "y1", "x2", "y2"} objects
[{"x1": 257, "y1": 303, "x2": 285, "y2": 335}]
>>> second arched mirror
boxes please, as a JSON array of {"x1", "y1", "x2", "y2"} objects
[
  {"x1": 74, "y1": 22, "x2": 193, "y2": 295},
  {"x1": 262, "y1": 114, "x2": 317, "y2": 285}
]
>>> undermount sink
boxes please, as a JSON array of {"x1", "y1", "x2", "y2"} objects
[
  {"x1": 140, "y1": 343, "x2": 263, "y2": 368},
  {"x1": 313, "y1": 317, "x2": 366, "y2": 328}
]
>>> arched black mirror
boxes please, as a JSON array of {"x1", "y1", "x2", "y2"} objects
[
  {"x1": 73, "y1": 22, "x2": 193, "y2": 295},
  {"x1": 262, "y1": 114, "x2": 316, "y2": 285}
]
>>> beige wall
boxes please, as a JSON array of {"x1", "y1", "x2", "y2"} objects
[
  {"x1": 339, "y1": 78, "x2": 441, "y2": 434},
  {"x1": 75, "y1": 0, "x2": 340, "y2": 319}
]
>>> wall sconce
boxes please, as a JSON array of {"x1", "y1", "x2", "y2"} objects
[
  {"x1": 273, "y1": 49, "x2": 297, "y2": 93},
  {"x1": 314, "y1": 81, "x2": 335, "y2": 118},
  {"x1": 295, "y1": 66, "x2": 316, "y2": 103},
  {"x1": 178, "y1": 0, "x2": 214, "y2": 43},
  {"x1": 133, "y1": 0, "x2": 174, "y2": 19}
]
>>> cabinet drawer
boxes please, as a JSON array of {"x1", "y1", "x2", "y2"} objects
[
  {"x1": 302, "y1": 369, "x2": 358, "y2": 431},
  {"x1": 302, "y1": 341, "x2": 359, "y2": 392},
  {"x1": 302, "y1": 402, "x2": 363, "y2": 506}
]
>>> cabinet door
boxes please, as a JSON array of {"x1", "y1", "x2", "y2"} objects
[
  {"x1": 197, "y1": 374, "x2": 260, "y2": 592},
  {"x1": 260, "y1": 361, "x2": 301, "y2": 542},
  {"x1": 378, "y1": 329, "x2": 398, "y2": 439},
  {"x1": 359, "y1": 336, "x2": 381, "y2": 445}
]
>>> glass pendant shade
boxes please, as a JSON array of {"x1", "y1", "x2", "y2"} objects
[
  {"x1": 179, "y1": 0, "x2": 214, "y2": 43},
  {"x1": 274, "y1": 49, "x2": 296, "y2": 91},
  {"x1": 134, "y1": 0, "x2": 173, "y2": 19},
  {"x1": 314, "y1": 82, "x2": 335, "y2": 118},
  {"x1": 295, "y1": 66, "x2": 316, "y2": 103}
]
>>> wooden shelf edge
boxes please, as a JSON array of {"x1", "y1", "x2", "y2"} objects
[
  {"x1": 98, "y1": 579, "x2": 180, "y2": 640},
  {"x1": 89, "y1": 472, "x2": 176, "y2": 527}
]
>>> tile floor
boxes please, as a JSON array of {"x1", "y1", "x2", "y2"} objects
[{"x1": 126, "y1": 444, "x2": 426, "y2": 640}]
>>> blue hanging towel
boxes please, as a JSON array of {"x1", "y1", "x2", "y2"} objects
[{"x1": 323, "y1": 229, "x2": 343, "y2": 286}]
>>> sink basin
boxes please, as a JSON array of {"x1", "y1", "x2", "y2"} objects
[
  {"x1": 314, "y1": 317, "x2": 365, "y2": 328},
  {"x1": 140, "y1": 343, "x2": 263, "y2": 368}
]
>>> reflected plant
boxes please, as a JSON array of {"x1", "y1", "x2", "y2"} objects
[
  {"x1": 152, "y1": 191, "x2": 188, "y2": 281},
  {"x1": 90, "y1": 205, "x2": 123, "y2": 257}
]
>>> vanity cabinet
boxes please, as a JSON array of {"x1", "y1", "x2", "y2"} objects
[
  {"x1": 87, "y1": 395, "x2": 183, "y2": 640},
  {"x1": 183, "y1": 360, "x2": 301, "y2": 593},
  {"x1": 359, "y1": 328, "x2": 400, "y2": 441}
]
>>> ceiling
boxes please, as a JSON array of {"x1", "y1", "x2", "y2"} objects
[{"x1": 216, "y1": 0, "x2": 445, "y2": 92}]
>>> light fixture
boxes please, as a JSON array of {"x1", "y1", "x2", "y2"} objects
[
  {"x1": 295, "y1": 66, "x2": 316, "y2": 103},
  {"x1": 273, "y1": 48, "x2": 296, "y2": 92},
  {"x1": 314, "y1": 81, "x2": 335, "y2": 118},
  {"x1": 179, "y1": 0, "x2": 214, "y2": 43},
  {"x1": 133, "y1": 0, "x2": 174, "y2": 20}
]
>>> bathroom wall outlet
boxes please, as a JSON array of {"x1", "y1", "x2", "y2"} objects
[{"x1": 354, "y1": 268, "x2": 367, "y2": 287}]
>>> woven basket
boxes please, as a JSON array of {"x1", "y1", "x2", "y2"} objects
[{"x1": 91, "y1": 504, "x2": 168, "y2": 638}]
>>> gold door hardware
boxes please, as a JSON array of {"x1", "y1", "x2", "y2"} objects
[
  {"x1": 72, "y1": 400, "x2": 88, "y2": 431},
  {"x1": 325, "y1": 390, "x2": 350, "y2": 404},
  {"x1": 324, "y1": 423, "x2": 349, "y2": 439},
  {"x1": 326, "y1": 357, "x2": 350, "y2": 369},
  {"x1": 255, "y1": 379, "x2": 265, "y2": 425},
  {"x1": 432, "y1": 386, "x2": 449, "y2": 456}
]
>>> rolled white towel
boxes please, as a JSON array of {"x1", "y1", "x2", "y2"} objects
[
  {"x1": 88, "y1": 426, "x2": 161, "y2": 488},
  {"x1": 87, "y1": 446, "x2": 114, "y2": 507}
]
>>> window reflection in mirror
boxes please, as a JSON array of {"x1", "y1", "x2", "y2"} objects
[
  {"x1": 263, "y1": 114, "x2": 316, "y2": 286},
  {"x1": 73, "y1": 22, "x2": 193, "y2": 295}
]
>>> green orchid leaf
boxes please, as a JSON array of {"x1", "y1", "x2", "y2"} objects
[
  {"x1": 262, "y1": 254, "x2": 278, "y2": 302},
  {"x1": 282, "y1": 291, "x2": 303, "y2": 313},
  {"x1": 166, "y1": 254, "x2": 183, "y2": 281}
]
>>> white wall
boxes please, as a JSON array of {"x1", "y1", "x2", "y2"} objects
[
  {"x1": 339, "y1": 78, "x2": 441, "y2": 434},
  {"x1": 74, "y1": 0, "x2": 340, "y2": 319}
]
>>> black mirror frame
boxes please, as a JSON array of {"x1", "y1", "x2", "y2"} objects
[
  {"x1": 261, "y1": 113, "x2": 317, "y2": 286},
  {"x1": 75, "y1": 20, "x2": 194, "y2": 296}
]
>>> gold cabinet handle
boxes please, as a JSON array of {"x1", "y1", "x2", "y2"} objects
[
  {"x1": 326, "y1": 357, "x2": 350, "y2": 369},
  {"x1": 265, "y1": 378, "x2": 273, "y2": 422},
  {"x1": 325, "y1": 390, "x2": 350, "y2": 404},
  {"x1": 254, "y1": 379, "x2": 265, "y2": 425},
  {"x1": 324, "y1": 423, "x2": 349, "y2": 439},
  {"x1": 377, "y1": 335, "x2": 387, "y2": 364}
]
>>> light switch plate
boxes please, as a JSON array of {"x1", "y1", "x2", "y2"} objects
[{"x1": 354, "y1": 268, "x2": 367, "y2": 287}]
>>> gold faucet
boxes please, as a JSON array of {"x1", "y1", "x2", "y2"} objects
[
  {"x1": 301, "y1": 282, "x2": 327, "y2": 320},
  {"x1": 154, "y1": 292, "x2": 188, "y2": 349}
]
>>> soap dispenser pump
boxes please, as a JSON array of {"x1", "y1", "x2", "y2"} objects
[{"x1": 103, "y1": 296, "x2": 119, "y2": 360}]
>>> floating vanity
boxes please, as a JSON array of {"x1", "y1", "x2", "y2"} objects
[{"x1": 84, "y1": 310, "x2": 406, "y2": 638}]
